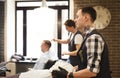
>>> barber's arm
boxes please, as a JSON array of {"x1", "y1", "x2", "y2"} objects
[
  {"x1": 62, "y1": 44, "x2": 81, "y2": 56},
  {"x1": 62, "y1": 34, "x2": 83, "y2": 56},
  {"x1": 68, "y1": 68, "x2": 96, "y2": 78},
  {"x1": 52, "y1": 38, "x2": 69, "y2": 44},
  {"x1": 51, "y1": 67, "x2": 96, "y2": 78}
]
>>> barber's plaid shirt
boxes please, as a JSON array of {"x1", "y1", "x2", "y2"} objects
[{"x1": 84, "y1": 27, "x2": 105, "y2": 73}]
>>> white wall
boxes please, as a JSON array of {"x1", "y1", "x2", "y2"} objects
[
  {"x1": 69, "y1": 0, "x2": 74, "y2": 19},
  {"x1": 4, "y1": 0, "x2": 15, "y2": 61}
]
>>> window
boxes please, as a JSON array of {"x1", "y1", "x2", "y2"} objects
[{"x1": 16, "y1": 0, "x2": 69, "y2": 59}]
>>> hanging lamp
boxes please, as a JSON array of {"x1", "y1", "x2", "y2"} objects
[
  {"x1": 41, "y1": 0, "x2": 48, "y2": 7},
  {"x1": 34, "y1": 0, "x2": 53, "y2": 14},
  {"x1": 33, "y1": 0, "x2": 55, "y2": 24}
]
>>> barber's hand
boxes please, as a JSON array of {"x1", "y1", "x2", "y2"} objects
[
  {"x1": 52, "y1": 66, "x2": 68, "y2": 78},
  {"x1": 61, "y1": 52, "x2": 66, "y2": 56},
  {"x1": 52, "y1": 39, "x2": 57, "y2": 42}
]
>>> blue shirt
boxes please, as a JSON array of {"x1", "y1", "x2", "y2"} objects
[{"x1": 33, "y1": 50, "x2": 58, "y2": 69}]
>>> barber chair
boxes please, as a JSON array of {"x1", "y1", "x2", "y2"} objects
[{"x1": 0, "y1": 62, "x2": 11, "y2": 77}]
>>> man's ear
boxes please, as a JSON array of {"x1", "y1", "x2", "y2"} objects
[
  {"x1": 83, "y1": 15, "x2": 88, "y2": 21},
  {"x1": 43, "y1": 60, "x2": 57, "y2": 69},
  {"x1": 85, "y1": 14, "x2": 91, "y2": 21}
]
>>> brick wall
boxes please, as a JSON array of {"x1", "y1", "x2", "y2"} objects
[
  {"x1": 0, "y1": 1, "x2": 4, "y2": 62},
  {"x1": 74, "y1": 0, "x2": 120, "y2": 78}
]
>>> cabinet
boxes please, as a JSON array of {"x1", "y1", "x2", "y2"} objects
[{"x1": 15, "y1": 61, "x2": 36, "y2": 74}]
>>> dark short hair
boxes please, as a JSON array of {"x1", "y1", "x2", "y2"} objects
[
  {"x1": 64, "y1": 19, "x2": 76, "y2": 28},
  {"x1": 43, "y1": 40, "x2": 51, "y2": 48},
  {"x1": 81, "y1": 6, "x2": 96, "y2": 22}
]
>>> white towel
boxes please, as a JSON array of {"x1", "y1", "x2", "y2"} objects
[
  {"x1": 19, "y1": 70, "x2": 52, "y2": 78},
  {"x1": 19, "y1": 60, "x2": 74, "y2": 78}
]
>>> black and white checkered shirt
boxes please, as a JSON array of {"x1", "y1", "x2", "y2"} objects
[{"x1": 85, "y1": 27, "x2": 105, "y2": 73}]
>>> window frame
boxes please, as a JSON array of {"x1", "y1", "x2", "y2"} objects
[{"x1": 15, "y1": 0, "x2": 69, "y2": 59}]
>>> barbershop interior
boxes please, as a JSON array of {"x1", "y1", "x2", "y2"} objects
[{"x1": 0, "y1": 0, "x2": 120, "y2": 78}]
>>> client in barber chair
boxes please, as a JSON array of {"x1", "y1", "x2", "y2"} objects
[
  {"x1": 30, "y1": 40, "x2": 58, "y2": 70},
  {"x1": 5, "y1": 40, "x2": 59, "y2": 78}
]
